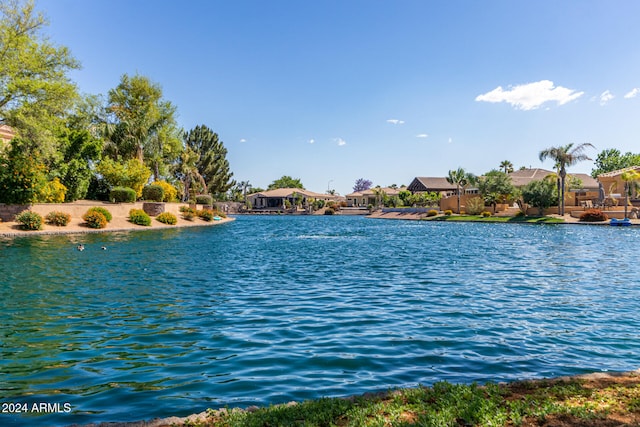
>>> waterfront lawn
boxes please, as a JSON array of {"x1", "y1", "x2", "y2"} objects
[
  {"x1": 424, "y1": 215, "x2": 564, "y2": 224},
  {"x1": 202, "y1": 375, "x2": 640, "y2": 426}
]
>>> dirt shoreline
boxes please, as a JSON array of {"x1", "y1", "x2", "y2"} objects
[{"x1": 0, "y1": 201, "x2": 234, "y2": 237}]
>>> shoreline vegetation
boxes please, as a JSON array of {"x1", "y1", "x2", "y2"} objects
[
  {"x1": 0, "y1": 201, "x2": 233, "y2": 238},
  {"x1": 73, "y1": 370, "x2": 640, "y2": 427}
]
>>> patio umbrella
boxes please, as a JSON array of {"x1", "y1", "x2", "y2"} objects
[{"x1": 598, "y1": 182, "x2": 605, "y2": 202}]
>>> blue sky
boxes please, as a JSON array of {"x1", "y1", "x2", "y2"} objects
[{"x1": 39, "y1": 0, "x2": 640, "y2": 195}]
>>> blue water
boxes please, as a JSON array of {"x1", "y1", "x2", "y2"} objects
[{"x1": 1, "y1": 215, "x2": 640, "y2": 426}]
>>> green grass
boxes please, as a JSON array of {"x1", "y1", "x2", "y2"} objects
[
  {"x1": 172, "y1": 374, "x2": 640, "y2": 426},
  {"x1": 422, "y1": 214, "x2": 565, "y2": 224}
]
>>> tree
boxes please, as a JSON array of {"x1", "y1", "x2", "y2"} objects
[
  {"x1": 478, "y1": 170, "x2": 515, "y2": 212},
  {"x1": 521, "y1": 180, "x2": 557, "y2": 216},
  {"x1": 591, "y1": 149, "x2": 640, "y2": 178},
  {"x1": 353, "y1": 178, "x2": 372, "y2": 192},
  {"x1": 174, "y1": 147, "x2": 206, "y2": 201},
  {"x1": 446, "y1": 167, "x2": 477, "y2": 214},
  {"x1": 539, "y1": 143, "x2": 594, "y2": 215},
  {"x1": 56, "y1": 128, "x2": 103, "y2": 201},
  {"x1": 0, "y1": 0, "x2": 80, "y2": 163},
  {"x1": 96, "y1": 157, "x2": 151, "y2": 198},
  {"x1": 183, "y1": 125, "x2": 235, "y2": 198},
  {"x1": 499, "y1": 160, "x2": 514, "y2": 174},
  {"x1": 268, "y1": 175, "x2": 304, "y2": 190},
  {"x1": 104, "y1": 74, "x2": 180, "y2": 176},
  {"x1": 0, "y1": 138, "x2": 47, "y2": 204}
]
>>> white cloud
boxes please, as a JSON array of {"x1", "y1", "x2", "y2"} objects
[
  {"x1": 416, "y1": 133, "x2": 429, "y2": 138},
  {"x1": 387, "y1": 119, "x2": 405, "y2": 125},
  {"x1": 239, "y1": 138, "x2": 247, "y2": 143},
  {"x1": 308, "y1": 138, "x2": 315, "y2": 144},
  {"x1": 448, "y1": 137, "x2": 453, "y2": 144},
  {"x1": 475, "y1": 80, "x2": 584, "y2": 110},
  {"x1": 600, "y1": 90, "x2": 614, "y2": 105},
  {"x1": 335, "y1": 137, "x2": 347, "y2": 146},
  {"x1": 624, "y1": 88, "x2": 640, "y2": 99}
]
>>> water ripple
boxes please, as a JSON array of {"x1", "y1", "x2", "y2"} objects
[{"x1": 2, "y1": 216, "x2": 640, "y2": 426}]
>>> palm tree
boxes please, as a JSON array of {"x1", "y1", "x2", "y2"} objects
[
  {"x1": 446, "y1": 168, "x2": 477, "y2": 214},
  {"x1": 621, "y1": 169, "x2": 640, "y2": 219},
  {"x1": 539, "y1": 143, "x2": 594, "y2": 215},
  {"x1": 499, "y1": 160, "x2": 514, "y2": 174}
]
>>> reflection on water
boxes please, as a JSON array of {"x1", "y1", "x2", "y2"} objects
[{"x1": 1, "y1": 217, "x2": 640, "y2": 426}]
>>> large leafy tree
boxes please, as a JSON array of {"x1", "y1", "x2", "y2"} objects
[
  {"x1": 183, "y1": 125, "x2": 235, "y2": 198},
  {"x1": 446, "y1": 167, "x2": 476, "y2": 214},
  {"x1": 268, "y1": 175, "x2": 304, "y2": 190},
  {"x1": 0, "y1": 0, "x2": 80, "y2": 163},
  {"x1": 590, "y1": 149, "x2": 640, "y2": 178},
  {"x1": 521, "y1": 180, "x2": 557, "y2": 216},
  {"x1": 539, "y1": 143, "x2": 594, "y2": 215},
  {"x1": 104, "y1": 74, "x2": 181, "y2": 178},
  {"x1": 478, "y1": 170, "x2": 516, "y2": 211}
]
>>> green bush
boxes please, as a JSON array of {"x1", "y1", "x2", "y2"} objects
[
  {"x1": 324, "y1": 207, "x2": 335, "y2": 215},
  {"x1": 444, "y1": 209, "x2": 453, "y2": 216},
  {"x1": 196, "y1": 194, "x2": 213, "y2": 206},
  {"x1": 45, "y1": 211, "x2": 71, "y2": 226},
  {"x1": 142, "y1": 184, "x2": 165, "y2": 202},
  {"x1": 466, "y1": 196, "x2": 485, "y2": 215},
  {"x1": 481, "y1": 211, "x2": 492, "y2": 217},
  {"x1": 86, "y1": 206, "x2": 112, "y2": 222},
  {"x1": 110, "y1": 186, "x2": 137, "y2": 203},
  {"x1": 427, "y1": 209, "x2": 438, "y2": 217},
  {"x1": 16, "y1": 210, "x2": 43, "y2": 230},
  {"x1": 198, "y1": 209, "x2": 214, "y2": 221},
  {"x1": 151, "y1": 180, "x2": 178, "y2": 202},
  {"x1": 156, "y1": 212, "x2": 177, "y2": 225},
  {"x1": 129, "y1": 209, "x2": 151, "y2": 226},
  {"x1": 580, "y1": 209, "x2": 608, "y2": 222},
  {"x1": 82, "y1": 210, "x2": 107, "y2": 229}
]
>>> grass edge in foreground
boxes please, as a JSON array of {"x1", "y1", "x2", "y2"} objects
[
  {"x1": 421, "y1": 214, "x2": 565, "y2": 224},
  {"x1": 187, "y1": 373, "x2": 640, "y2": 426}
]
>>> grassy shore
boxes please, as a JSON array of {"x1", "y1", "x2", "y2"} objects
[{"x1": 155, "y1": 371, "x2": 640, "y2": 427}]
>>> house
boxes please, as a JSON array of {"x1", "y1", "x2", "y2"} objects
[
  {"x1": 507, "y1": 168, "x2": 599, "y2": 191},
  {"x1": 346, "y1": 187, "x2": 401, "y2": 207},
  {"x1": 406, "y1": 177, "x2": 458, "y2": 196},
  {"x1": 597, "y1": 166, "x2": 640, "y2": 199},
  {"x1": 0, "y1": 124, "x2": 15, "y2": 148},
  {"x1": 246, "y1": 188, "x2": 343, "y2": 210}
]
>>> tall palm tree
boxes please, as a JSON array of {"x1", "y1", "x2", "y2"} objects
[
  {"x1": 621, "y1": 169, "x2": 640, "y2": 219},
  {"x1": 499, "y1": 160, "x2": 514, "y2": 174},
  {"x1": 539, "y1": 143, "x2": 594, "y2": 215},
  {"x1": 446, "y1": 168, "x2": 476, "y2": 214}
]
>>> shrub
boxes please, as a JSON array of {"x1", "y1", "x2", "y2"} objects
[
  {"x1": 16, "y1": 210, "x2": 43, "y2": 230},
  {"x1": 324, "y1": 207, "x2": 335, "y2": 215},
  {"x1": 152, "y1": 180, "x2": 178, "y2": 202},
  {"x1": 427, "y1": 209, "x2": 438, "y2": 217},
  {"x1": 466, "y1": 196, "x2": 485, "y2": 215},
  {"x1": 129, "y1": 209, "x2": 151, "y2": 226},
  {"x1": 45, "y1": 211, "x2": 71, "y2": 226},
  {"x1": 110, "y1": 186, "x2": 137, "y2": 203},
  {"x1": 196, "y1": 194, "x2": 213, "y2": 206},
  {"x1": 86, "y1": 207, "x2": 112, "y2": 222},
  {"x1": 82, "y1": 210, "x2": 107, "y2": 229},
  {"x1": 38, "y1": 178, "x2": 68, "y2": 203},
  {"x1": 198, "y1": 209, "x2": 214, "y2": 221},
  {"x1": 156, "y1": 212, "x2": 177, "y2": 225},
  {"x1": 142, "y1": 184, "x2": 165, "y2": 202},
  {"x1": 515, "y1": 210, "x2": 526, "y2": 217},
  {"x1": 481, "y1": 211, "x2": 492, "y2": 217},
  {"x1": 580, "y1": 209, "x2": 608, "y2": 222},
  {"x1": 444, "y1": 209, "x2": 453, "y2": 216},
  {"x1": 182, "y1": 209, "x2": 196, "y2": 221}
]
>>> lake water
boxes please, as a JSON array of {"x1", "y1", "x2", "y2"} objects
[{"x1": 1, "y1": 215, "x2": 640, "y2": 426}]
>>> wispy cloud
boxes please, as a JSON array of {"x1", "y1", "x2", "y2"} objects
[
  {"x1": 624, "y1": 88, "x2": 640, "y2": 99},
  {"x1": 416, "y1": 134, "x2": 429, "y2": 138},
  {"x1": 475, "y1": 80, "x2": 584, "y2": 110},
  {"x1": 387, "y1": 119, "x2": 405, "y2": 125},
  {"x1": 600, "y1": 90, "x2": 614, "y2": 105},
  {"x1": 448, "y1": 137, "x2": 453, "y2": 144},
  {"x1": 335, "y1": 137, "x2": 347, "y2": 146},
  {"x1": 239, "y1": 138, "x2": 247, "y2": 143},
  {"x1": 308, "y1": 138, "x2": 315, "y2": 144}
]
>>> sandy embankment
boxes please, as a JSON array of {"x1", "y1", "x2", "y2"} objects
[{"x1": 0, "y1": 201, "x2": 234, "y2": 237}]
